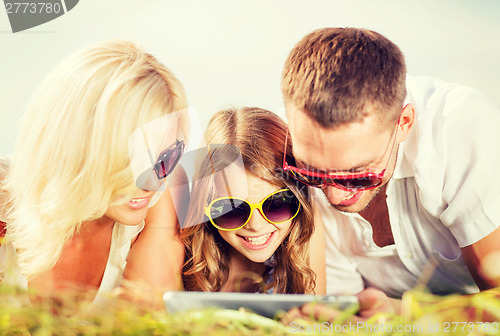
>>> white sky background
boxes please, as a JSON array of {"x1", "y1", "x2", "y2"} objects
[{"x1": 1, "y1": 0, "x2": 499, "y2": 154}]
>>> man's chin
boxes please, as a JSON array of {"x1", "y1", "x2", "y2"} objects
[
  {"x1": 331, "y1": 203, "x2": 364, "y2": 213},
  {"x1": 328, "y1": 191, "x2": 376, "y2": 213},
  {"x1": 328, "y1": 183, "x2": 387, "y2": 214}
]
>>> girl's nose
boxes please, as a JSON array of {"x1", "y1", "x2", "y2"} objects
[{"x1": 243, "y1": 209, "x2": 271, "y2": 232}]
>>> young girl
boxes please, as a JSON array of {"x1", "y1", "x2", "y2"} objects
[
  {"x1": 0, "y1": 40, "x2": 188, "y2": 309},
  {"x1": 182, "y1": 107, "x2": 319, "y2": 294}
]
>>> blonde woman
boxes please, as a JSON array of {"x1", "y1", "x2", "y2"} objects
[
  {"x1": 0, "y1": 40, "x2": 188, "y2": 309},
  {"x1": 182, "y1": 107, "x2": 325, "y2": 294}
]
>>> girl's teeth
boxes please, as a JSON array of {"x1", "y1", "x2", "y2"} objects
[
  {"x1": 244, "y1": 233, "x2": 272, "y2": 245},
  {"x1": 131, "y1": 197, "x2": 146, "y2": 203}
]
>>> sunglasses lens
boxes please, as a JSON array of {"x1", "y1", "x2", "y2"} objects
[
  {"x1": 290, "y1": 167, "x2": 383, "y2": 190},
  {"x1": 262, "y1": 190, "x2": 300, "y2": 223},
  {"x1": 154, "y1": 140, "x2": 184, "y2": 179},
  {"x1": 333, "y1": 176, "x2": 381, "y2": 190},
  {"x1": 289, "y1": 170, "x2": 324, "y2": 187},
  {"x1": 210, "y1": 199, "x2": 251, "y2": 230}
]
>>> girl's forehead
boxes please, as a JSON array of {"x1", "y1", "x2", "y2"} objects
[
  {"x1": 213, "y1": 167, "x2": 279, "y2": 203},
  {"x1": 212, "y1": 163, "x2": 248, "y2": 199}
]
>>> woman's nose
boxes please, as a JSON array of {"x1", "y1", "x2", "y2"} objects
[{"x1": 136, "y1": 169, "x2": 165, "y2": 192}]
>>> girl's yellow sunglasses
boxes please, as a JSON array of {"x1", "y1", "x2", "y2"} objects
[{"x1": 205, "y1": 189, "x2": 301, "y2": 231}]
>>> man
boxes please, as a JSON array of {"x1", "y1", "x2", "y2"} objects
[{"x1": 281, "y1": 27, "x2": 500, "y2": 318}]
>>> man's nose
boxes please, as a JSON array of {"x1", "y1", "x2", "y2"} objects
[{"x1": 323, "y1": 186, "x2": 356, "y2": 205}]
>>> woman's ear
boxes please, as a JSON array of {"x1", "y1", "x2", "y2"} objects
[{"x1": 397, "y1": 103, "x2": 415, "y2": 143}]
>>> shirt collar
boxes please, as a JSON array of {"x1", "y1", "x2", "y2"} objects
[{"x1": 392, "y1": 140, "x2": 414, "y2": 179}]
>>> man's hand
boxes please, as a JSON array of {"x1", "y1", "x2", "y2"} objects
[
  {"x1": 283, "y1": 288, "x2": 401, "y2": 325},
  {"x1": 462, "y1": 226, "x2": 500, "y2": 290},
  {"x1": 355, "y1": 287, "x2": 401, "y2": 319}
]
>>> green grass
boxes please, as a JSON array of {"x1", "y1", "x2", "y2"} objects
[{"x1": 0, "y1": 285, "x2": 499, "y2": 335}]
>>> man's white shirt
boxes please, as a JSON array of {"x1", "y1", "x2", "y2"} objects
[{"x1": 318, "y1": 76, "x2": 500, "y2": 297}]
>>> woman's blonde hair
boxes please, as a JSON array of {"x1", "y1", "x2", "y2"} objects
[
  {"x1": 0, "y1": 155, "x2": 9, "y2": 226},
  {"x1": 182, "y1": 107, "x2": 315, "y2": 294},
  {"x1": 5, "y1": 39, "x2": 187, "y2": 278}
]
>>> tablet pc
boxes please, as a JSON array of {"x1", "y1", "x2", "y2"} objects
[{"x1": 163, "y1": 291, "x2": 359, "y2": 318}]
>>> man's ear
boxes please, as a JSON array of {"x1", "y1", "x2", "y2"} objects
[{"x1": 397, "y1": 103, "x2": 415, "y2": 143}]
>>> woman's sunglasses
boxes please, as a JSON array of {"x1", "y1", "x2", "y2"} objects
[
  {"x1": 136, "y1": 139, "x2": 185, "y2": 191},
  {"x1": 153, "y1": 139, "x2": 185, "y2": 179},
  {"x1": 205, "y1": 189, "x2": 301, "y2": 231},
  {"x1": 282, "y1": 119, "x2": 399, "y2": 191}
]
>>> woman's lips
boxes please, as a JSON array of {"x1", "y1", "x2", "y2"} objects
[{"x1": 127, "y1": 195, "x2": 150, "y2": 210}]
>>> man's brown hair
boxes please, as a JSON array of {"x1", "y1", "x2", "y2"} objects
[{"x1": 282, "y1": 27, "x2": 406, "y2": 128}]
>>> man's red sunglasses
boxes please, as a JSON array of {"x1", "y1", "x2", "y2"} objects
[{"x1": 282, "y1": 119, "x2": 399, "y2": 191}]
